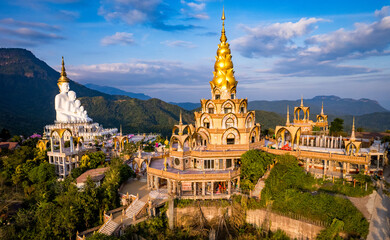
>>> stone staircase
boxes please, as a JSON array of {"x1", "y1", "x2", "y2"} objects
[
  {"x1": 126, "y1": 198, "x2": 146, "y2": 219},
  {"x1": 98, "y1": 219, "x2": 119, "y2": 236}
]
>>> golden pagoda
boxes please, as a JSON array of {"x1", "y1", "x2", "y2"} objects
[
  {"x1": 209, "y1": 7, "x2": 237, "y2": 100},
  {"x1": 57, "y1": 56, "x2": 70, "y2": 86}
]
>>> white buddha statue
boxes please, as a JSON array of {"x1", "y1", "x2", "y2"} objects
[{"x1": 55, "y1": 57, "x2": 92, "y2": 123}]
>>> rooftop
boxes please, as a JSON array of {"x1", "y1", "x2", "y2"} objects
[{"x1": 76, "y1": 167, "x2": 109, "y2": 184}]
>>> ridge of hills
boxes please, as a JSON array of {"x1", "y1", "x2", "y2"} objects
[
  {"x1": 172, "y1": 96, "x2": 388, "y2": 116},
  {"x1": 84, "y1": 83, "x2": 151, "y2": 100},
  {"x1": 0, "y1": 48, "x2": 389, "y2": 136}
]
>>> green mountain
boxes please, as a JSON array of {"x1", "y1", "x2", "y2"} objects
[
  {"x1": 0, "y1": 48, "x2": 193, "y2": 136},
  {"x1": 84, "y1": 83, "x2": 151, "y2": 100}
]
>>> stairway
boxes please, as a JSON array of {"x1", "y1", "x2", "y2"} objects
[
  {"x1": 126, "y1": 199, "x2": 146, "y2": 219},
  {"x1": 98, "y1": 219, "x2": 119, "y2": 235}
]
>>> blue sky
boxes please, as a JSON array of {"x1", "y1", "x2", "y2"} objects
[{"x1": 1, "y1": 0, "x2": 390, "y2": 109}]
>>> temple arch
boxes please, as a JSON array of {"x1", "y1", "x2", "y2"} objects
[
  {"x1": 222, "y1": 113, "x2": 237, "y2": 129},
  {"x1": 197, "y1": 127, "x2": 211, "y2": 146},
  {"x1": 205, "y1": 101, "x2": 216, "y2": 114},
  {"x1": 245, "y1": 112, "x2": 255, "y2": 128},
  {"x1": 200, "y1": 113, "x2": 213, "y2": 129},
  {"x1": 249, "y1": 126, "x2": 259, "y2": 143},
  {"x1": 221, "y1": 99, "x2": 235, "y2": 114},
  {"x1": 222, "y1": 127, "x2": 241, "y2": 145},
  {"x1": 239, "y1": 100, "x2": 247, "y2": 114}
]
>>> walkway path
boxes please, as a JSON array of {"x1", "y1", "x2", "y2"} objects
[
  {"x1": 367, "y1": 165, "x2": 390, "y2": 240},
  {"x1": 252, "y1": 169, "x2": 271, "y2": 199}
]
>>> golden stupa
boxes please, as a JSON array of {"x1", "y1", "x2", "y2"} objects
[
  {"x1": 58, "y1": 56, "x2": 70, "y2": 85},
  {"x1": 209, "y1": 8, "x2": 237, "y2": 97}
]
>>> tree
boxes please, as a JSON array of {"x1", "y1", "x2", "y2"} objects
[
  {"x1": 0, "y1": 128, "x2": 11, "y2": 141},
  {"x1": 240, "y1": 150, "x2": 274, "y2": 190},
  {"x1": 330, "y1": 118, "x2": 344, "y2": 135}
]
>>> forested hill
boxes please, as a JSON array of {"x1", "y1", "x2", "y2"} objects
[{"x1": 0, "y1": 48, "x2": 193, "y2": 136}]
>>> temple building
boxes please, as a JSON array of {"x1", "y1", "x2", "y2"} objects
[
  {"x1": 287, "y1": 97, "x2": 329, "y2": 134},
  {"x1": 146, "y1": 9, "x2": 261, "y2": 199},
  {"x1": 271, "y1": 102, "x2": 388, "y2": 179},
  {"x1": 42, "y1": 58, "x2": 117, "y2": 178}
]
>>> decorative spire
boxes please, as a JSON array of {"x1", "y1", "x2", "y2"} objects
[
  {"x1": 179, "y1": 110, "x2": 182, "y2": 124},
  {"x1": 58, "y1": 56, "x2": 70, "y2": 84},
  {"x1": 209, "y1": 7, "x2": 237, "y2": 98},
  {"x1": 300, "y1": 95, "x2": 304, "y2": 107},
  {"x1": 321, "y1": 101, "x2": 324, "y2": 115},
  {"x1": 286, "y1": 105, "x2": 290, "y2": 125},
  {"x1": 120, "y1": 124, "x2": 122, "y2": 136},
  {"x1": 351, "y1": 117, "x2": 356, "y2": 141}
]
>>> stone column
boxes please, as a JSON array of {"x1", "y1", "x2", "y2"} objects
[
  {"x1": 202, "y1": 182, "x2": 206, "y2": 196},
  {"x1": 155, "y1": 176, "x2": 159, "y2": 190},
  {"x1": 377, "y1": 156, "x2": 380, "y2": 170},
  {"x1": 237, "y1": 177, "x2": 240, "y2": 189},
  {"x1": 193, "y1": 182, "x2": 197, "y2": 197},
  {"x1": 346, "y1": 163, "x2": 350, "y2": 174},
  {"x1": 228, "y1": 180, "x2": 231, "y2": 195},
  {"x1": 311, "y1": 139, "x2": 314, "y2": 147},
  {"x1": 306, "y1": 158, "x2": 309, "y2": 171},
  {"x1": 342, "y1": 162, "x2": 346, "y2": 178},
  {"x1": 167, "y1": 179, "x2": 171, "y2": 194},
  {"x1": 172, "y1": 181, "x2": 177, "y2": 195},
  {"x1": 211, "y1": 181, "x2": 214, "y2": 199}
]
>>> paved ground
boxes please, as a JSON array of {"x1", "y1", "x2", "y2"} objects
[
  {"x1": 120, "y1": 176, "x2": 149, "y2": 199},
  {"x1": 367, "y1": 164, "x2": 390, "y2": 240}
]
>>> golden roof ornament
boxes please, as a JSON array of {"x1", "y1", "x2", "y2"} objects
[
  {"x1": 286, "y1": 105, "x2": 290, "y2": 125},
  {"x1": 350, "y1": 117, "x2": 356, "y2": 141},
  {"x1": 210, "y1": 7, "x2": 237, "y2": 96},
  {"x1": 58, "y1": 56, "x2": 70, "y2": 85}
]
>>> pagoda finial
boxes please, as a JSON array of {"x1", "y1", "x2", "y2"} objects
[
  {"x1": 179, "y1": 110, "x2": 182, "y2": 124},
  {"x1": 321, "y1": 101, "x2": 324, "y2": 115},
  {"x1": 221, "y1": 6, "x2": 226, "y2": 43},
  {"x1": 351, "y1": 117, "x2": 356, "y2": 141},
  {"x1": 58, "y1": 56, "x2": 70, "y2": 85},
  {"x1": 286, "y1": 105, "x2": 290, "y2": 125},
  {"x1": 300, "y1": 95, "x2": 304, "y2": 107},
  {"x1": 120, "y1": 124, "x2": 122, "y2": 136}
]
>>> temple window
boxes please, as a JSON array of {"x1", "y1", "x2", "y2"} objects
[
  {"x1": 226, "y1": 159, "x2": 232, "y2": 168},
  {"x1": 224, "y1": 103, "x2": 232, "y2": 113},
  {"x1": 231, "y1": 93, "x2": 235, "y2": 99},
  {"x1": 219, "y1": 159, "x2": 223, "y2": 169},
  {"x1": 215, "y1": 94, "x2": 220, "y2": 100},
  {"x1": 240, "y1": 106, "x2": 245, "y2": 113},
  {"x1": 225, "y1": 118, "x2": 234, "y2": 128},
  {"x1": 204, "y1": 159, "x2": 214, "y2": 169},
  {"x1": 203, "y1": 119, "x2": 210, "y2": 128},
  {"x1": 251, "y1": 136, "x2": 255, "y2": 143},
  {"x1": 208, "y1": 107, "x2": 214, "y2": 114},
  {"x1": 227, "y1": 133, "x2": 235, "y2": 145},
  {"x1": 246, "y1": 117, "x2": 253, "y2": 128}
]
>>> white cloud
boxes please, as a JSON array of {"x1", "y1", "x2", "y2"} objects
[
  {"x1": 231, "y1": 18, "x2": 326, "y2": 57},
  {"x1": 161, "y1": 40, "x2": 196, "y2": 48},
  {"x1": 186, "y1": 2, "x2": 205, "y2": 11},
  {"x1": 375, "y1": 5, "x2": 389, "y2": 18},
  {"x1": 101, "y1": 32, "x2": 135, "y2": 46}
]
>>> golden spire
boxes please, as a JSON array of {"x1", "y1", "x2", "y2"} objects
[
  {"x1": 300, "y1": 95, "x2": 304, "y2": 107},
  {"x1": 351, "y1": 117, "x2": 356, "y2": 141},
  {"x1": 210, "y1": 7, "x2": 237, "y2": 97},
  {"x1": 58, "y1": 56, "x2": 70, "y2": 84},
  {"x1": 286, "y1": 105, "x2": 290, "y2": 125},
  {"x1": 179, "y1": 110, "x2": 182, "y2": 124},
  {"x1": 120, "y1": 124, "x2": 122, "y2": 136},
  {"x1": 321, "y1": 101, "x2": 324, "y2": 115}
]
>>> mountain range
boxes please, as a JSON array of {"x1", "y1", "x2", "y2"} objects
[
  {"x1": 84, "y1": 83, "x2": 151, "y2": 100},
  {"x1": 0, "y1": 48, "x2": 389, "y2": 136}
]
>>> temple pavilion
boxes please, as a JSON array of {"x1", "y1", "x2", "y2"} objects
[{"x1": 146, "y1": 9, "x2": 261, "y2": 199}]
